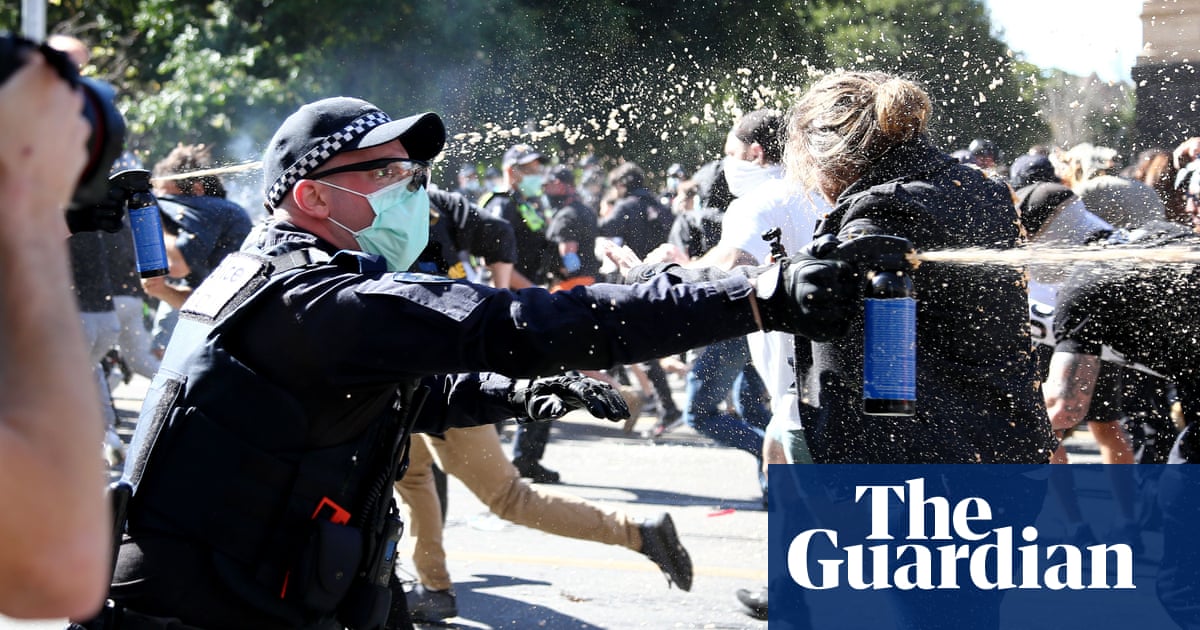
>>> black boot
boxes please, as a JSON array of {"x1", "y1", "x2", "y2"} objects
[{"x1": 639, "y1": 513, "x2": 693, "y2": 591}]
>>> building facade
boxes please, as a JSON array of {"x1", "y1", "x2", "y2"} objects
[{"x1": 1134, "y1": 0, "x2": 1200, "y2": 151}]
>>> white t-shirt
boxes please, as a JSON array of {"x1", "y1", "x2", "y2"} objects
[
  {"x1": 718, "y1": 174, "x2": 828, "y2": 265},
  {"x1": 719, "y1": 165, "x2": 830, "y2": 433}
]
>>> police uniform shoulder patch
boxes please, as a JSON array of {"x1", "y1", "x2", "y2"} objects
[
  {"x1": 392, "y1": 272, "x2": 455, "y2": 284},
  {"x1": 182, "y1": 253, "x2": 268, "y2": 319}
]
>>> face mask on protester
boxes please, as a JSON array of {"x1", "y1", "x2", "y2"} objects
[
  {"x1": 517, "y1": 174, "x2": 545, "y2": 198},
  {"x1": 721, "y1": 155, "x2": 770, "y2": 199},
  {"x1": 324, "y1": 177, "x2": 431, "y2": 271}
]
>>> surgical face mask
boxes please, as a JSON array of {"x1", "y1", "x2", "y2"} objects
[
  {"x1": 721, "y1": 155, "x2": 768, "y2": 199},
  {"x1": 323, "y1": 178, "x2": 430, "y2": 271},
  {"x1": 517, "y1": 174, "x2": 545, "y2": 198}
]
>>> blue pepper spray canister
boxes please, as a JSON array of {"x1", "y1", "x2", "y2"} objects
[
  {"x1": 110, "y1": 169, "x2": 169, "y2": 278},
  {"x1": 862, "y1": 264, "x2": 916, "y2": 415},
  {"x1": 834, "y1": 235, "x2": 917, "y2": 416}
]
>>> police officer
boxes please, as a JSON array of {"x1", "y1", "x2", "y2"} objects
[
  {"x1": 415, "y1": 185, "x2": 517, "y2": 286},
  {"x1": 95, "y1": 96, "x2": 861, "y2": 630}
]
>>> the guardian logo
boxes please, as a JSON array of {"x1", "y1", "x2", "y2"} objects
[{"x1": 788, "y1": 478, "x2": 1135, "y2": 591}]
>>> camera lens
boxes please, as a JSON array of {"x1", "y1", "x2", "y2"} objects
[{"x1": 69, "y1": 77, "x2": 126, "y2": 211}]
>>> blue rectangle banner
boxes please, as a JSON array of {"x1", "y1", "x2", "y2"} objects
[{"x1": 767, "y1": 464, "x2": 1199, "y2": 630}]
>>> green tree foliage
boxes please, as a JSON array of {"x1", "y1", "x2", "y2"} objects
[
  {"x1": 122, "y1": 0, "x2": 302, "y2": 159},
  {"x1": 803, "y1": 0, "x2": 1049, "y2": 158},
  {"x1": 26, "y1": 0, "x2": 308, "y2": 164},
  {"x1": 18, "y1": 0, "x2": 1095, "y2": 190}
]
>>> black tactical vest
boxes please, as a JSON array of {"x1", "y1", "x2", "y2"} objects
[{"x1": 121, "y1": 247, "x2": 415, "y2": 626}]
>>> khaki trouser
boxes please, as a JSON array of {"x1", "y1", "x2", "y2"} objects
[{"x1": 395, "y1": 423, "x2": 642, "y2": 590}]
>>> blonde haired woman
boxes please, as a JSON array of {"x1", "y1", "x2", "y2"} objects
[
  {"x1": 780, "y1": 70, "x2": 1056, "y2": 630},
  {"x1": 785, "y1": 70, "x2": 1054, "y2": 466}
]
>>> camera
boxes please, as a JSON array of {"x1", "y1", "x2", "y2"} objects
[
  {"x1": 73, "y1": 75, "x2": 127, "y2": 211},
  {"x1": 0, "y1": 33, "x2": 127, "y2": 217}
]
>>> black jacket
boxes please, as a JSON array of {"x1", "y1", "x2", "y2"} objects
[
  {"x1": 802, "y1": 136, "x2": 1055, "y2": 464},
  {"x1": 416, "y1": 187, "x2": 516, "y2": 278},
  {"x1": 598, "y1": 188, "x2": 671, "y2": 258},
  {"x1": 482, "y1": 189, "x2": 550, "y2": 282},
  {"x1": 111, "y1": 221, "x2": 763, "y2": 629}
]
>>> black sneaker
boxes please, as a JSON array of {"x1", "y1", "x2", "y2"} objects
[
  {"x1": 650, "y1": 409, "x2": 684, "y2": 439},
  {"x1": 736, "y1": 586, "x2": 769, "y2": 620},
  {"x1": 514, "y1": 460, "x2": 561, "y2": 484},
  {"x1": 384, "y1": 578, "x2": 414, "y2": 630},
  {"x1": 405, "y1": 584, "x2": 458, "y2": 623},
  {"x1": 640, "y1": 512, "x2": 693, "y2": 591}
]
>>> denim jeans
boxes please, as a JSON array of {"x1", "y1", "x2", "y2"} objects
[{"x1": 683, "y1": 336, "x2": 770, "y2": 457}]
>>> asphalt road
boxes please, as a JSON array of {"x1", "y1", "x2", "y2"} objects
[{"x1": 1, "y1": 373, "x2": 1106, "y2": 630}]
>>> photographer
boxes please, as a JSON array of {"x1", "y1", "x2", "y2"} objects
[{"x1": 0, "y1": 34, "x2": 110, "y2": 619}]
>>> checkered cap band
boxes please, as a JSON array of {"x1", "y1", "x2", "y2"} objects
[{"x1": 266, "y1": 111, "x2": 392, "y2": 207}]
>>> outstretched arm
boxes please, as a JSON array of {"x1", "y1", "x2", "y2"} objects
[{"x1": 1043, "y1": 351, "x2": 1102, "y2": 432}]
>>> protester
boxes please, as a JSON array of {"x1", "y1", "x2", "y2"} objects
[
  {"x1": 666, "y1": 162, "x2": 727, "y2": 260},
  {"x1": 644, "y1": 119, "x2": 809, "y2": 459},
  {"x1": 142, "y1": 143, "x2": 253, "y2": 353},
  {"x1": 1018, "y1": 152, "x2": 1180, "y2": 466},
  {"x1": 0, "y1": 33, "x2": 110, "y2": 620},
  {"x1": 544, "y1": 163, "x2": 678, "y2": 432},
  {"x1": 1043, "y1": 221, "x2": 1200, "y2": 464},
  {"x1": 1060, "y1": 142, "x2": 1167, "y2": 229},
  {"x1": 1041, "y1": 222, "x2": 1200, "y2": 628},
  {"x1": 396, "y1": 180, "x2": 689, "y2": 623},
  {"x1": 1127, "y1": 147, "x2": 1185, "y2": 224},
  {"x1": 709, "y1": 108, "x2": 829, "y2": 621},
  {"x1": 780, "y1": 69, "x2": 1055, "y2": 629},
  {"x1": 599, "y1": 161, "x2": 671, "y2": 258},
  {"x1": 714, "y1": 109, "x2": 829, "y2": 463},
  {"x1": 784, "y1": 70, "x2": 1054, "y2": 465},
  {"x1": 398, "y1": 422, "x2": 693, "y2": 623},
  {"x1": 655, "y1": 160, "x2": 732, "y2": 438},
  {"x1": 95, "y1": 96, "x2": 861, "y2": 630},
  {"x1": 1011, "y1": 165, "x2": 1146, "y2": 547},
  {"x1": 542, "y1": 164, "x2": 602, "y2": 291}
]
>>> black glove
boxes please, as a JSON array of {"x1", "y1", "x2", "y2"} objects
[
  {"x1": 65, "y1": 198, "x2": 126, "y2": 234},
  {"x1": 510, "y1": 375, "x2": 631, "y2": 422},
  {"x1": 754, "y1": 234, "x2": 860, "y2": 341}
]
